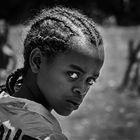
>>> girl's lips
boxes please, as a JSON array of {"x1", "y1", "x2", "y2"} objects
[
  {"x1": 67, "y1": 101, "x2": 79, "y2": 110},
  {"x1": 66, "y1": 99, "x2": 82, "y2": 110},
  {"x1": 67, "y1": 100, "x2": 80, "y2": 105}
]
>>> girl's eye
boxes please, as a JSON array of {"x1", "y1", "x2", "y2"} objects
[
  {"x1": 67, "y1": 72, "x2": 79, "y2": 80},
  {"x1": 87, "y1": 78, "x2": 96, "y2": 85}
]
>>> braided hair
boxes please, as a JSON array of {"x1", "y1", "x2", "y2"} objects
[{"x1": 0, "y1": 6, "x2": 103, "y2": 95}]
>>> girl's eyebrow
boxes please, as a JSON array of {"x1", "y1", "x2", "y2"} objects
[{"x1": 69, "y1": 64, "x2": 85, "y2": 74}]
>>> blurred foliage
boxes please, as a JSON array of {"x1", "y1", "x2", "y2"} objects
[
  {"x1": 118, "y1": 39, "x2": 140, "y2": 94},
  {"x1": 0, "y1": 0, "x2": 140, "y2": 26}
]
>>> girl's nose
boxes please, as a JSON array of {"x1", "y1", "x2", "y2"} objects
[{"x1": 72, "y1": 87, "x2": 88, "y2": 96}]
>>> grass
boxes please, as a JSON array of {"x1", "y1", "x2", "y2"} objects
[{"x1": 8, "y1": 25, "x2": 140, "y2": 140}]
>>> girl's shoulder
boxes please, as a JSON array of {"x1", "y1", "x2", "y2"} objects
[{"x1": 0, "y1": 92, "x2": 68, "y2": 139}]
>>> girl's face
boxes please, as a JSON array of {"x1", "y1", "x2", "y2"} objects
[{"x1": 37, "y1": 37, "x2": 104, "y2": 116}]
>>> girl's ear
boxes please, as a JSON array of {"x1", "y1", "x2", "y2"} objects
[{"x1": 29, "y1": 48, "x2": 42, "y2": 73}]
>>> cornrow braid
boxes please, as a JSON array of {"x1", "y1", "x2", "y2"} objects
[
  {"x1": 60, "y1": 11, "x2": 96, "y2": 45},
  {"x1": 48, "y1": 6, "x2": 103, "y2": 47},
  {"x1": 49, "y1": 8, "x2": 90, "y2": 30},
  {"x1": 62, "y1": 8, "x2": 103, "y2": 46},
  {"x1": 5, "y1": 68, "x2": 24, "y2": 95}
]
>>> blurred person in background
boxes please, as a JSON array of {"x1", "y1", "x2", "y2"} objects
[{"x1": 0, "y1": 19, "x2": 16, "y2": 83}]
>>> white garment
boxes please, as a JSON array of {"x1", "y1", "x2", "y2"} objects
[{"x1": 0, "y1": 92, "x2": 68, "y2": 140}]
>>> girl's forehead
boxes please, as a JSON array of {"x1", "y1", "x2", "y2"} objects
[
  {"x1": 66, "y1": 47, "x2": 104, "y2": 66},
  {"x1": 68, "y1": 36, "x2": 104, "y2": 62},
  {"x1": 55, "y1": 47, "x2": 104, "y2": 76}
]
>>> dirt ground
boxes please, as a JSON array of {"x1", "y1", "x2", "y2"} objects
[{"x1": 8, "y1": 25, "x2": 140, "y2": 140}]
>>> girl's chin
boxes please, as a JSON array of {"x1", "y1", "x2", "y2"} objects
[{"x1": 55, "y1": 109, "x2": 73, "y2": 116}]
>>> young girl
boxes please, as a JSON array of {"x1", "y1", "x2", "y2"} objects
[{"x1": 0, "y1": 6, "x2": 104, "y2": 140}]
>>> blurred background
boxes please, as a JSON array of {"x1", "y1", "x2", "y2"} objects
[{"x1": 0, "y1": 0, "x2": 140, "y2": 140}]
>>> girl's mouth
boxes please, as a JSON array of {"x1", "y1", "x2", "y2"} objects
[{"x1": 66, "y1": 99, "x2": 81, "y2": 110}]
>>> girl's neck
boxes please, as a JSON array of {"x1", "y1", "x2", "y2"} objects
[
  {"x1": 13, "y1": 81, "x2": 37, "y2": 102},
  {"x1": 12, "y1": 70, "x2": 52, "y2": 112}
]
